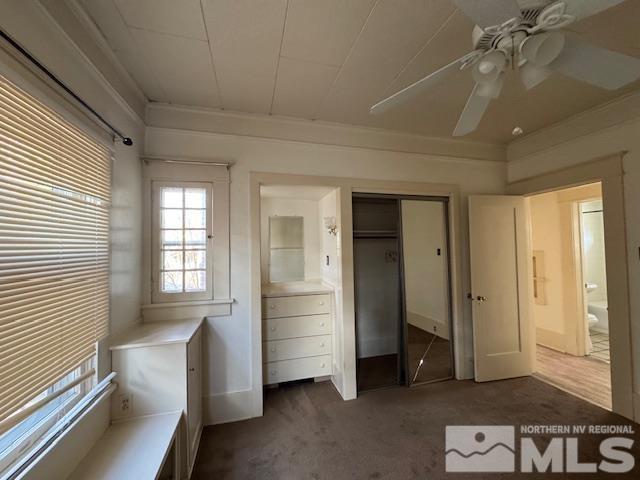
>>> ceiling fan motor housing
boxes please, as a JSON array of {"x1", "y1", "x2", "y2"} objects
[{"x1": 471, "y1": 1, "x2": 556, "y2": 52}]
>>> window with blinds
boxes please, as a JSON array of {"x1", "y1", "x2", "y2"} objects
[{"x1": 0, "y1": 74, "x2": 111, "y2": 424}]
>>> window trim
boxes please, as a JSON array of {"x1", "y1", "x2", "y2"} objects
[
  {"x1": 151, "y1": 181, "x2": 214, "y2": 303},
  {"x1": 141, "y1": 158, "x2": 231, "y2": 320},
  {"x1": 0, "y1": 358, "x2": 96, "y2": 477}
]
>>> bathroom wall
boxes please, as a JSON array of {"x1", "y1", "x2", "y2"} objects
[
  {"x1": 530, "y1": 192, "x2": 566, "y2": 350},
  {"x1": 581, "y1": 200, "x2": 608, "y2": 304},
  {"x1": 260, "y1": 196, "x2": 321, "y2": 283},
  {"x1": 529, "y1": 184, "x2": 602, "y2": 354}
]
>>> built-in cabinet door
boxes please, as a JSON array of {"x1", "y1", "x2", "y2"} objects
[{"x1": 187, "y1": 328, "x2": 202, "y2": 466}]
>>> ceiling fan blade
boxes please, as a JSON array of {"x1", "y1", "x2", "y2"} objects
[
  {"x1": 560, "y1": 0, "x2": 627, "y2": 22},
  {"x1": 550, "y1": 34, "x2": 640, "y2": 90},
  {"x1": 453, "y1": 84, "x2": 491, "y2": 137},
  {"x1": 370, "y1": 54, "x2": 473, "y2": 115},
  {"x1": 453, "y1": 0, "x2": 522, "y2": 29},
  {"x1": 520, "y1": 62, "x2": 552, "y2": 90}
]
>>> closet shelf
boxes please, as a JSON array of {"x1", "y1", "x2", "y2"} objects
[{"x1": 353, "y1": 230, "x2": 398, "y2": 238}]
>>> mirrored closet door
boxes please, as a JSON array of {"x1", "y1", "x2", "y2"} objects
[
  {"x1": 353, "y1": 194, "x2": 454, "y2": 393},
  {"x1": 400, "y1": 200, "x2": 453, "y2": 385}
]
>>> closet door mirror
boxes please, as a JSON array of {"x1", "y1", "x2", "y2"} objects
[
  {"x1": 269, "y1": 216, "x2": 304, "y2": 282},
  {"x1": 401, "y1": 200, "x2": 453, "y2": 384}
]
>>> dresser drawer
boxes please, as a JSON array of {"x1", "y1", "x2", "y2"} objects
[
  {"x1": 262, "y1": 294, "x2": 330, "y2": 319},
  {"x1": 263, "y1": 314, "x2": 331, "y2": 341},
  {"x1": 263, "y1": 355, "x2": 332, "y2": 384},
  {"x1": 263, "y1": 335, "x2": 332, "y2": 363}
]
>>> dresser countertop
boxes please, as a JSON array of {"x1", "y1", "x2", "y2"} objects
[{"x1": 261, "y1": 281, "x2": 334, "y2": 298}]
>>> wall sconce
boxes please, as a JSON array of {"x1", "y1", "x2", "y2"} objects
[{"x1": 324, "y1": 217, "x2": 338, "y2": 236}]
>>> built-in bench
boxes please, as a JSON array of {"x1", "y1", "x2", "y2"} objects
[{"x1": 67, "y1": 411, "x2": 181, "y2": 480}]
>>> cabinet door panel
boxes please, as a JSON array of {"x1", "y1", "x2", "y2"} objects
[{"x1": 187, "y1": 328, "x2": 202, "y2": 467}]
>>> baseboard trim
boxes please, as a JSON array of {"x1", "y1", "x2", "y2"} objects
[
  {"x1": 536, "y1": 327, "x2": 566, "y2": 352},
  {"x1": 203, "y1": 389, "x2": 254, "y2": 426}
]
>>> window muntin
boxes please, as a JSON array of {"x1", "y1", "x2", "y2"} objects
[{"x1": 153, "y1": 182, "x2": 213, "y2": 302}]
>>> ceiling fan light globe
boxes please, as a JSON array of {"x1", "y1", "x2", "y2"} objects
[
  {"x1": 521, "y1": 32, "x2": 566, "y2": 66},
  {"x1": 478, "y1": 60, "x2": 495, "y2": 75},
  {"x1": 520, "y1": 62, "x2": 552, "y2": 90},
  {"x1": 472, "y1": 50, "x2": 505, "y2": 84}
]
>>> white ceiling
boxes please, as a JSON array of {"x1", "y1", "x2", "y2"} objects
[{"x1": 81, "y1": 0, "x2": 640, "y2": 143}]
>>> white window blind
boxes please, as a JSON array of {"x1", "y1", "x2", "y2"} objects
[{"x1": 0, "y1": 75, "x2": 111, "y2": 424}]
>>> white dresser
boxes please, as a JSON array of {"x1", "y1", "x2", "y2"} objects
[
  {"x1": 110, "y1": 318, "x2": 202, "y2": 479},
  {"x1": 262, "y1": 282, "x2": 334, "y2": 385}
]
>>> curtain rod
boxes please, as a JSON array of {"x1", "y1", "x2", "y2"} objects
[
  {"x1": 0, "y1": 29, "x2": 133, "y2": 147},
  {"x1": 143, "y1": 156, "x2": 231, "y2": 167}
]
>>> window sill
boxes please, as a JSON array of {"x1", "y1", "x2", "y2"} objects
[{"x1": 141, "y1": 299, "x2": 233, "y2": 322}]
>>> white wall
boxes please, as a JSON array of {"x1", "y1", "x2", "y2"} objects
[
  {"x1": 319, "y1": 189, "x2": 340, "y2": 288},
  {"x1": 401, "y1": 200, "x2": 449, "y2": 340},
  {"x1": 145, "y1": 111, "x2": 507, "y2": 422},
  {"x1": 260, "y1": 196, "x2": 320, "y2": 283},
  {"x1": 581, "y1": 200, "x2": 608, "y2": 304},
  {"x1": 508, "y1": 115, "x2": 640, "y2": 414},
  {"x1": 530, "y1": 192, "x2": 565, "y2": 339}
]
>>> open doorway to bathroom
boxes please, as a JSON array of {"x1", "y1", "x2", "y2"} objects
[{"x1": 529, "y1": 182, "x2": 611, "y2": 410}]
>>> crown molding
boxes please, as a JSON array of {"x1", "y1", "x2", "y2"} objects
[
  {"x1": 508, "y1": 89, "x2": 640, "y2": 162},
  {"x1": 64, "y1": 0, "x2": 147, "y2": 105},
  {"x1": 34, "y1": 0, "x2": 145, "y2": 127},
  {"x1": 146, "y1": 102, "x2": 507, "y2": 163}
]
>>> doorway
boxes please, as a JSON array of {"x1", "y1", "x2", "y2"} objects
[
  {"x1": 353, "y1": 194, "x2": 454, "y2": 393},
  {"x1": 529, "y1": 183, "x2": 612, "y2": 409}
]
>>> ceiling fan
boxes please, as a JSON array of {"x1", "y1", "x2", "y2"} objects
[{"x1": 369, "y1": 0, "x2": 640, "y2": 137}]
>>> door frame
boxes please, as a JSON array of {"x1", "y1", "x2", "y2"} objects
[
  {"x1": 507, "y1": 154, "x2": 634, "y2": 419},
  {"x1": 249, "y1": 172, "x2": 466, "y2": 414}
]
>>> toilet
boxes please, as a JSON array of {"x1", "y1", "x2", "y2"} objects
[{"x1": 587, "y1": 313, "x2": 598, "y2": 328}]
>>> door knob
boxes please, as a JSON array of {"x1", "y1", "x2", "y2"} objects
[{"x1": 476, "y1": 295, "x2": 487, "y2": 302}]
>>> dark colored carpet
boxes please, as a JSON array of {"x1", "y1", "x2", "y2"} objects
[{"x1": 193, "y1": 378, "x2": 640, "y2": 479}]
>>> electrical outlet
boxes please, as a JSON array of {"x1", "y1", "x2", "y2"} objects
[{"x1": 118, "y1": 393, "x2": 132, "y2": 414}]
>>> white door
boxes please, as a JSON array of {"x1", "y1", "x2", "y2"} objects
[{"x1": 469, "y1": 195, "x2": 534, "y2": 382}]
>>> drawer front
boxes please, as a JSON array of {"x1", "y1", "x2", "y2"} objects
[
  {"x1": 263, "y1": 335, "x2": 332, "y2": 363},
  {"x1": 263, "y1": 314, "x2": 331, "y2": 341},
  {"x1": 264, "y1": 355, "x2": 332, "y2": 384},
  {"x1": 262, "y1": 294, "x2": 330, "y2": 319}
]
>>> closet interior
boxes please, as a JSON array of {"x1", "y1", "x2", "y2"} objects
[{"x1": 353, "y1": 194, "x2": 454, "y2": 392}]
